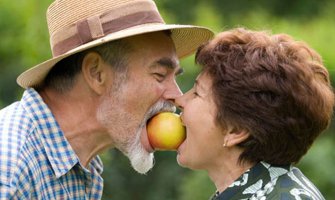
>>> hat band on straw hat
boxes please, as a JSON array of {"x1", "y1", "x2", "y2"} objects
[{"x1": 50, "y1": 1, "x2": 164, "y2": 57}]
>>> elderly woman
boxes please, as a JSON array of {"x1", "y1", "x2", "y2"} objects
[{"x1": 175, "y1": 28, "x2": 334, "y2": 199}]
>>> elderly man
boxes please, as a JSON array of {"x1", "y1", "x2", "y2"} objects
[{"x1": 0, "y1": 0, "x2": 213, "y2": 199}]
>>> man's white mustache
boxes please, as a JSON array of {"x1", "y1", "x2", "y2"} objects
[{"x1": 144, "y1": 101, "x2": 176, "y2": 124}]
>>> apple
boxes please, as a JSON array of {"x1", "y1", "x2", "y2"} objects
[{"x1": 147, "y1": 112, "x2": 186, "y2": 151}]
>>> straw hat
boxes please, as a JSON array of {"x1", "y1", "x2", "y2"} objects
[{"x1": 17, "y1": 0, "x2": 214, "y2": 88}]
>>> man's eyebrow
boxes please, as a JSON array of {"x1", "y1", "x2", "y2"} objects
[
  {"x1": 156, "y1": 57, "x2": 176, "y2": 69},
  {"x1": 152, "y1": 57, "x2": 184, "y2": 75}
]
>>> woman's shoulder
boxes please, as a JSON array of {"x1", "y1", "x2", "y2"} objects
[
  {"x1": 267, "y1": 165, "x2": 325, "y2": 200},
  {"x1": 213, "y1": 162, "x2": 325, "y2": 200}
]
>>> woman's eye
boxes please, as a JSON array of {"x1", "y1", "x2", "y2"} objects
[{"x1": 192, "y1": 89, "x2": 200, "y2": 97}]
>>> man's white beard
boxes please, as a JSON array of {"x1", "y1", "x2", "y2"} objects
[
  {"x1": 125, "y1": 101, "x2": 176, "y2": 174},
  {"x1": 126, "y1": 125, "x2": 154, "y2": 174}
]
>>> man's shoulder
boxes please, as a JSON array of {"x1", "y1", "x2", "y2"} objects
[
  {"x1": 0, "y1": 100, "x2": 30, "y2": 123},
  {"x1": 0, "y1": 101, "x2": 36, "y2": 185}
]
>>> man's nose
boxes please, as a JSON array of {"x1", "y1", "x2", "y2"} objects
[{"x1": 163, "y1": 80, "x2": 183, "y2": 103}]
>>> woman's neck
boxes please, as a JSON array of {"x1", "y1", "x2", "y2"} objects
[{"x1": 207, "y1": 148, "x2": 255, "y2": 193}]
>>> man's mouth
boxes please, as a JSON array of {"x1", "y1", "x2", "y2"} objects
[
  {"x1": 139, "y1": 101, "x2": 177, "y2": 153},
  {"x1": 140, "y1": 125, "x2": 155, "y2": 153}
]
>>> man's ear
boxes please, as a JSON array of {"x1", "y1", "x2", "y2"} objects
[
  {"x1": 224, "y1": 128, "x2": 250, "y2": 147},
  {"x1": 81, "y1": 52, "x2": 109, "y2": 95}
]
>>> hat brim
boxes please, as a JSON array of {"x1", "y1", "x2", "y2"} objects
[{"x1": 17, "y1": 24, "x2": 214, "y2": 88}]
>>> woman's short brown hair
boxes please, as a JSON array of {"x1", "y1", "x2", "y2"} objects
[{"x1": 195, "y1": 28, "x2": 334, "y2": 165}]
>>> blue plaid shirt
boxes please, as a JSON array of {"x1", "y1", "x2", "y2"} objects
[{"x1": 0, "y1": 88, "x2": 103, "y2": 199}]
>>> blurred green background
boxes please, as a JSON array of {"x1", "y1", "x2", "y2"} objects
[{"x1": 0, "y1": 0, "x2": 334, "y2": 199}]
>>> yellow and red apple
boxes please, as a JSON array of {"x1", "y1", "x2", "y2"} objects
[{"x1": 147, "y1": 112, "x2": 186, "y2": 151}]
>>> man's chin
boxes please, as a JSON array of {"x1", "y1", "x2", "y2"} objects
[{"x1": 129, "y1": 150, "x2": 154, "y2": 174}]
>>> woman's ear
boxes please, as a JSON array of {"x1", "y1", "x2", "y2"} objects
[
  {"x1": 223, "y1": 128, "x2": 250, "y2": 147},
  {"x1": 81, "y1": 52, "x2": 109, "y2": 95}
]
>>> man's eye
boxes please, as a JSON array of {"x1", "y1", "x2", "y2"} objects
[{"x1": 153, "y1": 73, "x2": 166, "y2": 82}]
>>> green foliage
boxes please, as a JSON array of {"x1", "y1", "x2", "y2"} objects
[
  {"x1": 298, "y1": 133, "x2": 335, "y2": 198},
  {"x1": 100, "y1": 150, "x2": 188, "y2": 200},
  {"x1": 0, "y1": 0, "x2": 334, "y2": 199},
  {"x1": 0, "y1": 0, "x2": 52, "y2": 106},
  {"x1": 178, "y1": 170, "x2": 215, "y2": 200}
]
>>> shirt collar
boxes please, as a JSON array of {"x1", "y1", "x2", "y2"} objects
[
  {"x1": 21, "y1": 88, "x2": 79, "y2": 178},
  {"x1": 89, "y1": 155, "x2": 104, "y2": 175}
]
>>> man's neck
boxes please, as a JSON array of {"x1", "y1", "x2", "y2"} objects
[{"x1": 39, "y1": 82, "x2": 113, "y2": 167}]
